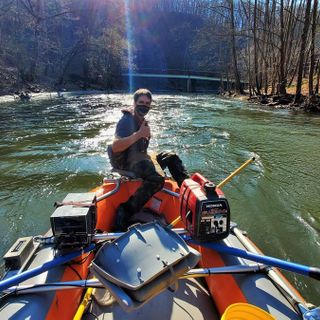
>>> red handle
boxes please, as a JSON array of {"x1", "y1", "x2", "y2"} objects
[{"x1": 191, "y1": 173, "x2": 211, "y2": 188}]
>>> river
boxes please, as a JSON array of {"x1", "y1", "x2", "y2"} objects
[{"x1": 0, "y1": 93, "x2": 319, "y2": 304}]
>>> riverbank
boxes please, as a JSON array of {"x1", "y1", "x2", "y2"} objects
[
  {"x1": 1, "y1": 75, "x2": 320, "y2": 113},
  {"x1": 220, "y1": 91, "x2": 320, "y2": 113},
  {"x1": 0, "y1": 66, "x2": 112, "y2": 100},
  {"x1": 0, "y1": 89, "x2": 119, "y2": 104}
]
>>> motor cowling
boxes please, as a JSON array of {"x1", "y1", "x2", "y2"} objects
[{"x1": 180, "y1": 173, "x2": 230, "y2": 242}]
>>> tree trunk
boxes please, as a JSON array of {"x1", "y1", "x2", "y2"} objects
[
  {"x1": 29, "y1": 0, "x2": 44, "y2": 82},
  {"x1": 253, "y1": 0, "x2": 261, "y2": 95},
  {"x1": 283, "y1": 0, "x2": 299, "y2": 89},
  {"x1": 278, "y1": 0, "x2": 287, "y2": 95},
  {"x1": 295, "y1": 0, "x2": 312, "y2": 103},
  {"x1": 308, "y1": 0, "x2": 318, "y2": 98},
  {"x1": 229, "y1": 0, "x2": 243, "y2": 94},
  {"x1": 263, "y1": 0, "x2": 270, "y2": 95},
  {"x1": 315, "y1": 60, "x2": 320, "y2": 95}
]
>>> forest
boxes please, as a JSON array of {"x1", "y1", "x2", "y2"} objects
[{"x1": 0, "y1": 0, "x2": 319, "y2": 110}]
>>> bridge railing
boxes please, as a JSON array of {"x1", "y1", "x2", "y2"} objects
[
  {"x1": 135, "y1": 68, "x2": 223, "y2": 78},
  {"x1": 122, "y1": 69, "x2": 248, "y2": 84}
]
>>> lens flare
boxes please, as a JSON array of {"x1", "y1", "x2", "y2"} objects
[{"x1": 124, "y1": 0, "x2": 134, "y2": 92}]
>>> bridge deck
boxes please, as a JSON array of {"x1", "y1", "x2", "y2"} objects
[{"x1": 123, "y1": 73, "x2": 226, "y2": 82}]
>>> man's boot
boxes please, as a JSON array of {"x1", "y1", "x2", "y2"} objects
[
  {"x1": 157, "y1": 152, "x2": 189, "y2": 187},
  {"x1": 114, "y1": 202, "x2": 135, "y2": 231}
]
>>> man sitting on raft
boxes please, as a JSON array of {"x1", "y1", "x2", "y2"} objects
[{"x1": 108, "y1": 88, "x2": 189, "y2": 231}]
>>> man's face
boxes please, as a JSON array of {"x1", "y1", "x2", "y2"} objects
[{"x1": 134, "y1": 95, "x2": 152, "y2": 119}]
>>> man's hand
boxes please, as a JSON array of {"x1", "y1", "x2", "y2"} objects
[
  {"x1": 137, "y1": 120, "x2": 151, "y2": 139},
  {"x1": 112, "y1": 120, "x2": 151, "y2": 153}
]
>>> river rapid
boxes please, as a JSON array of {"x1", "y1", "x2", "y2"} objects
[{"x1": 0, "y1": 93, "x2": 319, "y2": 304}]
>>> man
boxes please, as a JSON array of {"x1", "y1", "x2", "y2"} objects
[{"x1": 109, "y1": 88, "x2": 189, "y2": 231}]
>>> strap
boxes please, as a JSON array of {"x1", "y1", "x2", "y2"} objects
[{"x1": 54, "y1": 201, "x2": 95, "y2": 208}]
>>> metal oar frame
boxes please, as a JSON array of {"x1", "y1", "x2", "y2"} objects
[
  {"x1": 2, "y1": 226, "x2": 320, "y2": 318},
  {"x1": 2, "y1": 264, "x2": 264, "y2": 295}
]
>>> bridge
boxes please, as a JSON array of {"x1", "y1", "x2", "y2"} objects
[{"x1": 122, "y1": 69, "x2": 240, "y2": 92}]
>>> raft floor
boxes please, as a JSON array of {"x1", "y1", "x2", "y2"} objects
[{"x1": 83, "y1": 277, "x2": 219, "y2": 319}]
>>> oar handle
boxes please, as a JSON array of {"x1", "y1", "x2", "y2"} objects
[
  {"x1": 167, "y1": 216, "x2": 182, "y2": 229},
  {"x1": 185, "y1": 237, "x2": 320, "y2": 280},
  {"x1": 309, "y1": 268, "x2": 320, "y2": 280}
]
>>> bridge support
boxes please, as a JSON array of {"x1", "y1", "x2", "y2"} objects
[{"x1": 187, "y1": 78, "x2": 195, "y2": 92}]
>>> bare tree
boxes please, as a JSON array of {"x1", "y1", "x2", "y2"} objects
[
  {"x1": 308, "y1": 0, "x2": 318, "y2": 98},
  {"x1": 278, "y1": 0, "x2": 287, "y2": 95},
  {"x1": 295, "y1": 0, "x2": 312, "y2": 103},
  {"x1": 229, "y1": 0, "x2": 243, "y2": 94}
]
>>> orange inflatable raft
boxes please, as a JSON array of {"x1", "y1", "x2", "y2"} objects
[{"x1": 0, "y1": 174, "x2": 314, "y2": 320}]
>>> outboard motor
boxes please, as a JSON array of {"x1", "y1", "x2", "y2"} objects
[{"x1": 180, "y1": 173, "x2": 230, "y2": 242}]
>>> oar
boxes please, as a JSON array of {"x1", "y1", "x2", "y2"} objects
[
  {"x1": 2, "y1": 264, "x2": 264, "y2": 295},
  {"x1": 73, "y1": 286, "x2": 94, "y2": 320},
  {"x1": 216, "y1": 156, "x2": 255, "y2": 189},
  {"x1": 0, "y1": 243, "x2": 95, "y2": 293},
  {"x1": 168, "y1": 156, "x2": 255, "y2": 228},
  {"x1": 185, "y1": 237, "x2": 320, "y2": 280}
]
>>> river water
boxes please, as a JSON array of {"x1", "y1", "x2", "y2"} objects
[{"x1": 0, "y1": 93, "x2": 319, "y2": 304}]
